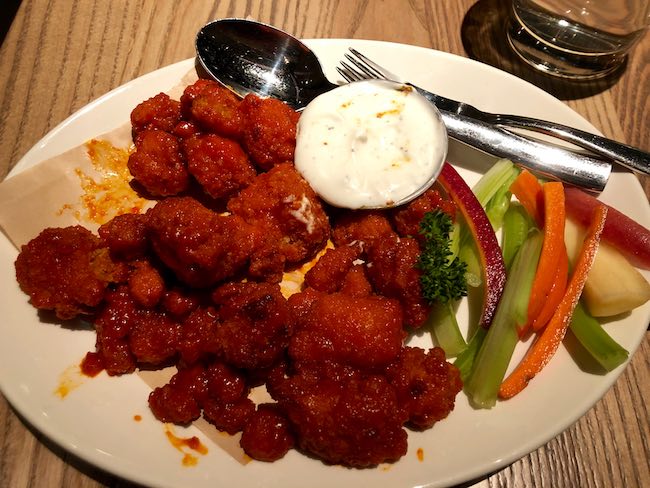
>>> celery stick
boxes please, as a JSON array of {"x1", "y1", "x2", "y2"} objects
[
  {"x1": 472, "y1": 159, "x2": 516, "y2": 207},
  {"x1": 459, "y1": 240, "x2": 482, "y2": 287},
  {"x1": 485, "y1": 170, "x2": 518, "y2": 231},
  {"x1": 448, "y1": 221, "x2": 461, "y2": 261},
  {"x1": 569, "y1": 301, "x2": 629, "y2": 371},
  {"x1": 428, "y1": 302, "x2": 467, "y2": 357},
  {"x1": 485, "y1": 191, "x2": 511, "y2": 231},
  {"x1": 501, "y1": 203, "x2": 532, "y2": 271},
  {"x1": 454, "y1": 326, "x2": 487, "y2": 383},
  {"x1": 465, "y1": 230, "x2": 543, "y2": 409}
]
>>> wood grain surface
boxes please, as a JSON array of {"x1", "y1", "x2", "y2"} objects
[{"x1": 0, "y1": 1, "x2": 648, "y2": 487}]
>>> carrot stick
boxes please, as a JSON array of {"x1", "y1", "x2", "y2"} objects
[
  {"x1": 498, "y1": 204, "x2": 608, "y2": 399},
  {"x1": 509, "y1": 170, "x2": 544, "y2": 227},
  {"x1": 531, "y1": 248, "x2": 568, "y2": 332},
  {"x1": 518, "y1": 182, "x2": 566, "y2": 337}
]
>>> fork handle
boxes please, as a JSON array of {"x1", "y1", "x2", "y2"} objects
[
  {"x1": 492, "y1": 114, "x2": 650, "y2": 175},
  {"x1": 439, "y1": 111, "x2": 611, "y2": 192}
]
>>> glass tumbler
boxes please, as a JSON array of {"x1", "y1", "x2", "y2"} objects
[{"x1": 507, "y1": 0, "x2": 650, "y2": 79}]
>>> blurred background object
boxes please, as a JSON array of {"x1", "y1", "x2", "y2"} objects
[
  {"x1": 507, "y1": 0, "x2": 650, "y2": 79},
  {"x1": 1, "y1": 0, "x2": 21, "y2": 45}
]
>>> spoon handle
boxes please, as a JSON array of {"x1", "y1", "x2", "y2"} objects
[
  {"x1": 439, "y1": 111, "x2": 611, "y2": 192},
  {"x1": 491, "y1": 114, "x2": 650, "y2": 175}
]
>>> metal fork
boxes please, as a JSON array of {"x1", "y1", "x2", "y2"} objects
[{"x1": 336, "y1": 49, "x2": 650, "y2": 190}]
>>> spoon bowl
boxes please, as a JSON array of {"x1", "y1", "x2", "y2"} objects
[{"x1": 196, "y1": 19, "x2": 336, "y2": 110}]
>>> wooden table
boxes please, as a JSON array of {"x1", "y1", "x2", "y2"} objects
[{"x1": 1, "y1": 1, "x2": 648, "y2": 487}]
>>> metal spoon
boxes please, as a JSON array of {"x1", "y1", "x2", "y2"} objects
[
  {"x1": 196, "y1": 18, "x2": 336, "y2": 110},
  {"x1": 196, "y1": 18, "x2": 613, "y2": 192}
]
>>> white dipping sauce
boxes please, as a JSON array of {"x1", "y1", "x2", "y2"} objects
[{"x1": 294, "y1": 80, "x2": 448, "y2": 209}]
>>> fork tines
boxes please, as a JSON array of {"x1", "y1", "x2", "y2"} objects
[
  {"x1": 337, "y1": 48, "x2": 394, "y2": 83},
  {"x1": 336, "y1": 62, "x2": 361, "y2": 82}
]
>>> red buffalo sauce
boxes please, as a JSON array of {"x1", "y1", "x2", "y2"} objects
[
  {"x1": 417, "y1": 447, "x2": 424, "y2": 462},
  {"x1": 59, "y1": 139, "x2": 146, "y2": 225},
  {"x1": 164, "y1": 425, "x2": 208, "y2": 467}
]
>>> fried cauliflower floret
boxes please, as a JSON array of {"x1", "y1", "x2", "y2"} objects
[
  {"x1": 384, "y1": 346, "x2": 462, "y2": 430},
  {"x1": 285, "y1": 286, "x2": 321, "y2": 325},
  {"x1": 185, "y1": 80, "x2": 244, "y2": 139},
  {"x1": 128, "y1": 130, "x2": 190, "y2": 197},
  {"x1": 339, "y1": 265, "x2": 373, "y2": 298},
  {"x1": 93, "y1": 283, "x2": 181, "y2": 373},
  {"x1": 161, "y1": 287, "x2": 202, "y2": 320},
  {"x1": 288, "y1": 289, "x2": 404, "y2": 369},
  {"x1": 240, "y1": 403, "x2": 295, "y2": 462},
  {"x1": 202, "y1": 397, "x2": 256, "y2": 434},
  {"x1": 128, "y1": 260, "x2": 165, "y2": 308},
  {"x1": 303, "y1": 245, "x2": 361, "y2": 294},
  {"x1": 148, "y1": 359, "x2": 256, "y2": 432},
  {"x1": 246, "y1": 244, "x2": 286, "y2": 284},
  {"x1": 366, "y1": 236, "x2": 431, "y2": 329},
  {"x1": 171, "y1": 120, "x2": 201, "y2": 140},
  {"x1": 98, "y1": 212, "x2": 149, "y2": 260},
  {"x1": 390, "y1": 188, "x2": 457, "y2": 240},
  {"x1": 202, "y1": 360, "x2": 255, "y2": 434},
  {"x1": 146, "y1": 197, "x2": 259, "y2": 287},
  {"x1": 177, "y1": 306, "x2": 220, "y2": 365},
  {"x1": 148, "y1": 364, "x2": 208, "y2": 424},
  {"x1": 272, "y1": 362, "x2": 408, "y2": 467},
  {"x1": 331, "y1": 210, "x2": 397, "y2": 253},
  {"x1": 204, "y1": 361, "x2": 249, "y2": 403},
  {"x1": 93, "y1": 286, "x2": 138, "y2": 375},
  {"x1": 212, "y1": 282, "x2": 292, "y2": 370},
  {"x1": 128, "y1": 309, "x2": 182, "y2": 366},
  {"x1": 15, "y1": 226, "x2": 120, "y2": 320},
  {"x1": 239, "y1": 94, "x2": 300, "y2": 170},
  {"x1": 130, "y1": 92, "x2": 181, "y2": 135},
  {"x1": 183, "y1": 133, "x2": 256, "y2": 200},
  {"x1": 180, "y1": 79, "x2": 221, "y2": 118},
  {"x1": 228, "y1": 163, "x2": 329, "y2": 265}
]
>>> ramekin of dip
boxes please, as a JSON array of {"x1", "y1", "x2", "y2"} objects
[{"x1": 294, "y1": 80, "x2": 448, "y2": 209}]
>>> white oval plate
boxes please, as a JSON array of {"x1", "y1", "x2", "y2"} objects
[{"x1": 1, "y1": 39, "x2": 649, "y2": 488}]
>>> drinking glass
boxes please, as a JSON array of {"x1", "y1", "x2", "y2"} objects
[{"x1": 507, "y1": 0, "x2": 650, "y2": 79}]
